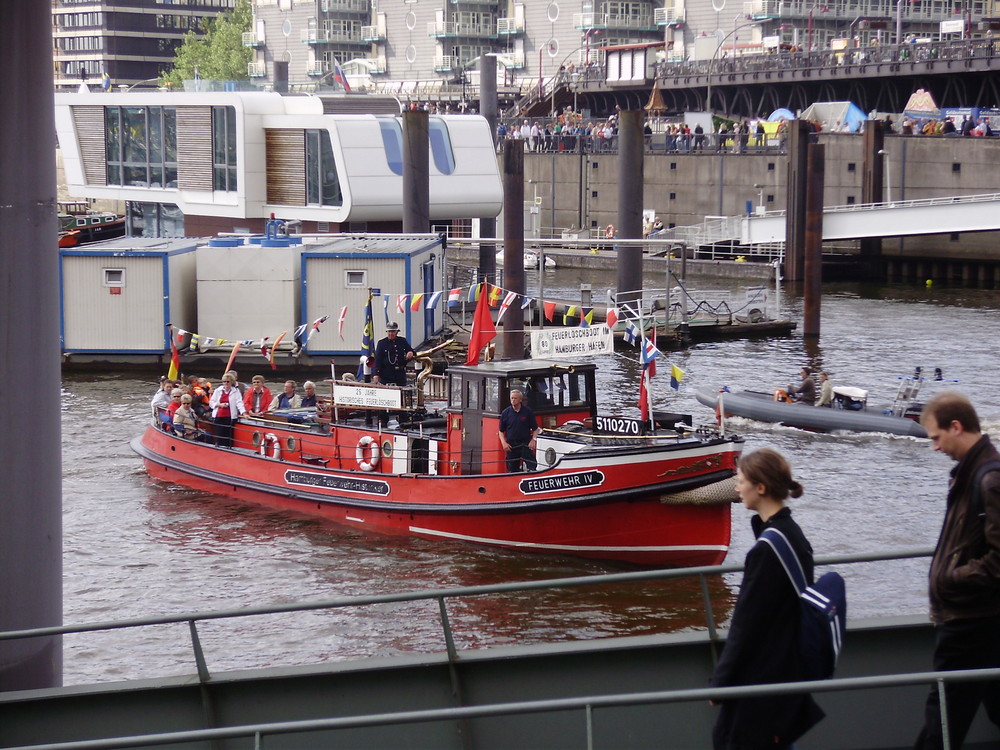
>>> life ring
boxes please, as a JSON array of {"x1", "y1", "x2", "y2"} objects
[
  {"x1": 259, "y1": 432, "x2": 281, "y2": 459},
  {"x1": 773, "y1": 388, "x2": 790, "y2": 403},
  {"x1": 604, "y1": 224, "x2": 615, "y2": 239},
  {"x1": 356, "y1": 435, "x2": 380, "y2": 472}
]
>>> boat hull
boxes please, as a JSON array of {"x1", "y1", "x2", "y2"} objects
[
  {"x1": 696, "y1": 387, "x2": 928, "y2": 438},
  {"x1": 132, "y1": 425, "x2": 739, "y2": 566}
]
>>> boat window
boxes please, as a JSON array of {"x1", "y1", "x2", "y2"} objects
[
  {"x1": 428, "y1": 118, "x2": 456, "y2": 175},
  {"x1": 377, "y1": 118, "x2": 404, "y2": 176},
  {"x1": 484, "y1": 378, "x2": 499, "y2": 413},
  {"x1": 567, "y1": 372, "x2": 589, "y2": 405},
  {"x1": 525, "y1": 376, "x2": 554, "y2": 409},
  {"x1": 465, "y1": 379, "x2": 480, "y2": 411},
  {"x1": 305, "y1": 129, "x2": 342, "y2": 207},
  {"x1": 449, "y1": 374, "x2": 461, "y2": 408}
]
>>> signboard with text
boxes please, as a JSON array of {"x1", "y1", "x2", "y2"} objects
[
  {"x1": 333, "y1": 384, "x2": 403, "y2": 409},
  {"x1": 530, "y1": 325, "x2": 614, "y2": 359}
]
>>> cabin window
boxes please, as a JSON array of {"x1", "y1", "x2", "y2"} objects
[
  {"x1": 212, "y1": 106, "x2": 238, "y2": 192},
  {"x1": 484, "y1": 379, "x2": 500, "y2": 413},
  {"x1": 105, "y1": 106, "x2": 177, "y2": 188},
  {"x1": 428, "y1": 118, "x2": 456, "y2": 175},
  {"x1": 103, "y1": 268, "x2": 125, "y2": 287},
  {"x1": 345, "y1": 270, "x2": 367, "y2": 287},
  {"x1": 305, "y1": 129, "x2": 343, "y2": 207},
  {"x1": 465, "y1": 379, "x2": 480, "y2": 410},
  {"x1": 449, "y1": 374, "x2": 462, "y2": 408},
  {"x1": 378, "y1": 118, "x2": 404, "y2": 176}
]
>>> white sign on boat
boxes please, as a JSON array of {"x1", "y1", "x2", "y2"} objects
[
  {"x1": 530, "y1": 325, "x2": 614, "y2": 359},
  {"x1": 333, "y1": 383, "x2": 403, "y2": 409}
]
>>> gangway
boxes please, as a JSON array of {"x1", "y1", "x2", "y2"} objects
[{"x1": 741, "y1": 192, "x2": 1000, "y2": 245}]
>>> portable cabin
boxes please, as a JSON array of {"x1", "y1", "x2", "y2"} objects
[
  {"x1": 60, "y1": 238, "x2": 198, "y2": 355},
  {"x1": 444, "y1": 360, "x2": 598, "y2": 475},
  {"x1": 195, "y1": 235, "x2": 305, "y2": 347},
  {"x1": 301, "y1": 234, "x2": 446, "y2": 355}
]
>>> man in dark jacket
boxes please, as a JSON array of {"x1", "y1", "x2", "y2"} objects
[{"x1": 916, "y1": 392, "x2": 1000, "y2": 749}]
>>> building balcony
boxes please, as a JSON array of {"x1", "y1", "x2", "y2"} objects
[
  {"x1": 368, "y1": 56, "x2": 387, "y2": 74},
  {"x1": 361, "y1": 24, "x2": 386, "y2": 42},
  {"x1": 306, "y1": 62, "x2": 329, "y2": 76},
  {"x1": 654, "y1": 7, "x2": 685, "y2": 26},
  {"x1": 741, "y1": 0, "x2": 953, "y2": 21},
  {"x1": 497, "y1": 17, "x2": 524, "y2": 35},
  {"x1": 428, "y1": 21, "x2": 497, "y2": 39},
  {"x1": 573, "y1": 12, "x2": 657, "y2": 32},
  {"x1": 248, "y1": 62, "x2": 265, "y2": 77},
  {"x1": 434, "y1": 55, "x2": 458, "y2": 71},
  {"x1": 301, "y1": 28, "x2": 363, "y2": 44},
  {"x1": 321, "y1": 0, "x2": 369, "y2": 12},
  {"x1": 451, "y1": 0, "x2": 497, "y2": 5},
  {"x1": 242, "y1": 31, "x2": 264, "y2": 47},
  {"x1": 496, "y1": 51, "x2": 525, "y2": 68}
]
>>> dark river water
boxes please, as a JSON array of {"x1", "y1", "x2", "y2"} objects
[{"x1": 60, "y1": 273, "x2": 1000, "y2": 685}]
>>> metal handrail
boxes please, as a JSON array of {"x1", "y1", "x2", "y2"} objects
[{"x1": 748, "y1": 191, "x2": 1000, "y2": 219}]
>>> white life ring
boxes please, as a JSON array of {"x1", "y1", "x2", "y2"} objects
[
  {"x1": 356, "y1": 435, "x2": 380, "y2": 472},
  {"x1": 604, "y1": 224, "x2": 615, "y2": 239},
  {"x1": 260, "y1": 432, "x2": 281, "y2": 460}
]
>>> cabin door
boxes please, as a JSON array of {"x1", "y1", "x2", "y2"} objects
[
  {"x1": 422, "y1": 259, "x2": 436, "y2": 343},
  {"x1": 460, "y1": 377, "x2": 483, "y2": 474}
]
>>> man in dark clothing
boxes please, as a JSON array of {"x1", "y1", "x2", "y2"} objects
[
  {"x1": 915, "y1": 392, "x2": 1000, "y2": 749},
  {"x1": 373, "y1": 322, "x2": 415, "y2": 426},
  {"x1": 787, "y1": 367, "x2": 817, "y2": 404},
  {"x1": 498, "y1": 388, "x2": 538, "y2": 472}
]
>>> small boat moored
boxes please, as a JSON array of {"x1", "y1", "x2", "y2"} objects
[{"x1": 134, "y1": 357, "x2": 743, "y2": 566}]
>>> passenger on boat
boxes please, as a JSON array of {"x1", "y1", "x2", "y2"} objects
[
  {"x1": 243, "y1": 375, "x2": 273, "y2": 416},
  {"x1": 786, "y1": 368, "x2": 816, "y2": 404},
  {"x1": 226, "y1": 370, "x2": 247, "y2": 396},
  {"x1": 188, "y1": 376, "x2": 211, "y2": 418},
  {"x1": 167, "y1": 388, "x2": 185, "y2": 418},
  {"x1": 498, "y1": 387, "x2": 539, "y2": 472},
  {"x1": 172, "y1": 394, "x2": 198, "y2": 440},
  {"x1": 268, "y1": 380, "x2": 302, "y2": 411},
  {"x1": 915, "y1": 392, "x2": 1000, "y2": 750},
  {"x1": 301, "y1": 381, "x2": 318, "y2": 408},
  {"x1": 151, "y1": 377, "x2": 173, "y2": 418},
  {"x1": 815, "y1": 372, "x2": 833, "y2": 407},
  {"x1": 209, "y1": 373, "x2": 247, "y2": 448},
  {"x1": 709, "y1": 448, "x2": 825, "y2": 749}
]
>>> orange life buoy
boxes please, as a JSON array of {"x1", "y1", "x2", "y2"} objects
[
  {"x1": 259, "y1": 432, "x2": 281, "y2": 459},
  {"x1": 773, "y1": 388, "x2": 790, "y2": 403},
  {"x1": 356, "y1": 435, "x2": 380, "y2": 472}
]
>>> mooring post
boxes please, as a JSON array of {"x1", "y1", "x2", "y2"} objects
[
  {"x1": 860, "y1": 119, "x2": 885, "y2": 279},
  {"x1": 403, "y1": 110, "x2": 430, "y2": 234},
  {"x1": 803, "y1": 142, "x2": 825, "y2": 338},
  {"x1": 478, "y1": 54, "x2": 498, "y2": 283},
  {"x1": 616, "y1": 110, "x2": 645, "y2": 311},
  {"x1": 784, "y1": 120, "x2": 811, "y2": 282},
  {"x1": 502, "y1": 141, "x2": 526, "y2": 359},
  {"x1": 0, "y1": 0, "x2": 64, "y2": 690}
]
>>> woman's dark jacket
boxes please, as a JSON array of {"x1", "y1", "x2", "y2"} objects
[{"x1": 710, "y1": 507, "x2": 826, "y2": 749}]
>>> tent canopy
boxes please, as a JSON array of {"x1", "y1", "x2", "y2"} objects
[
  {"x1": 798, "y1": 101, "x2": 866, "y2": 132},
  {"x1": 902, "y1": 88, "x2": 940, "y2": 119},
  {"x1": 768, "y1": 108, "x2": 795, "y2": 122}
]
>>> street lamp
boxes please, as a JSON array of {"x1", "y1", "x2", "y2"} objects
[
  {"x1": 753, "y1": 183, "x2": 765, "y2": 211},
  {"x1": 878, "y1": 149, "x2": 892, "y2": 204},
  {"x1": 705, "y1": 19, "x2": 759, "y2": 113}
]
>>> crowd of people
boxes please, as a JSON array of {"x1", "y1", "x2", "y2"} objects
[{"x1": 150, "y1": 371, "x2": 324, "y2": 446}]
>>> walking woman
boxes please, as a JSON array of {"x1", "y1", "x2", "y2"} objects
[{"x1": 710, "y1": 448, "x2": 825, "y2": 749}]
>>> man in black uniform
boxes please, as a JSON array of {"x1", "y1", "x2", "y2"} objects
[
  {"x1": 498, "y1": 387, "x2": 539, "y2": 472},
  {"x1": 373, "y1": 322, "x2": 415, "y2": 425}
]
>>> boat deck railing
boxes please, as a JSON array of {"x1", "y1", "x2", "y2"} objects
[{"x1": 7, "y1": 547, "x2": 994, "y2": 750}]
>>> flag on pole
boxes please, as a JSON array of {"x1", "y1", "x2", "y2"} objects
[
  {"x1": 307, "y1": 315, "x2": 329, "y2": 343},
  {"x1": 639, "y1": 365, "x2": 653, "y2": 423},
  {"x1": 496, "y1": 291, "x2": 518, "y2": 324},
  {"x1": 624, "y1": 320, "x2": 641, "y2": 347},
  {"x1": 332, "y1": 57, "x2": 352, "y2": 92},
  {"x1": 670, "y1": 364, "x2": 685, "y2": 391},
  {"x1": 269, "y1": 332, "x2": 287, "y2": 370},
  {"x1": 222, "y1": 342, "x2": 241, "y2": 380},
  {"x1": 361, "y1": 290, "x2": 375, "y2": 361},
  {"x1": 465, "y1": 282, "x2": 496, "y2": 366},
  {"x1": 641, "y1": 328, "x2": 659, "y2": 377},
  {"x1": 639, "y1": 328, "x2": 658, "y2": 422},
  {"x1": 166, "y1": 326, "x2": 180, "y2": 381},
  {"x1": 338, "y1": 306, "x2": 348, "y2": 340}
]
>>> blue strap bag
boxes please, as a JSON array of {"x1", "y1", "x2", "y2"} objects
[{"x1": 760, "y1": 528, "x2": 847, "y2": 680}]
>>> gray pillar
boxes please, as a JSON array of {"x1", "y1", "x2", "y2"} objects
[
  {"x1": 479, "y1": 54, "x2": 499, "y2": 282},
  {"x1": 803, "y1": 143, "x2": 825, "y2": 338},
  {"x1": 502, "y1": 142, "x2": 525, "y2": 360},
  {"x1": 0, "y1": 1, "x2": 63, "y2": 690},
  {"x1": 616, "y1": 110, "x2": 644, "y2": 306},
  {"x1": 403, "y1": 110, "x2": 430, "y2": 234},
  {"x1": 784, "y1": 120, "x2": 811, "y2": 282},
  {"x1": 859, "y1": 119, "x2": 885, "y2": 278}
]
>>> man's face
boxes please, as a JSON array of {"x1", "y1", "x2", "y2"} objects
[
  {"x1": 284, "y1": 382, "x2": 295, "y2": 395},
  {"x1": 926, "y1": 418, "x2": 964, "y2": 461},
  {"x1": 252, "y1": 379, "x2": 264, "y2": 391},
  {"x1": 387, "y1": 330, "x2": 398, "y2": 339},
  {"x1": 304, "y1": 384, "x2": 315, "y2": 396},
  {"x1": 510, "y1": 391, "x2": 523, "y2": 408}
]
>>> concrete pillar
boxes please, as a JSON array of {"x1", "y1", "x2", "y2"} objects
[
  {"x1": 478, "y1": 55, "x2": 498, "y2": 281},
  {"x1": 784, "y1": 121, "x2": 811, "y2": 282},
  {"x1": 803, "y1": 143, "x2": 825, "y2": 338},
  {"x1": 402, "y1": 110, "x2": 429, "y2": 234},
  {"x1": 616, "y1": 110, "x2": 644, "y2": 307},
  {"x1": 0, "y1": 0, "x2": 63, "y2": 690},
  {"x1": 501, "y1": 142, "x2": 525, "y2": 359}
]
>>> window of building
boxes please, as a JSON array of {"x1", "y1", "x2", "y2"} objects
[
  {"x1": 345, "y1": 270, "x2": 367, "y2": 286},
  {"x1": 103, "y1": 269, "x2": 125, "y2": 287},
  {"x1": 305, "y1": 129, "x2": 343, "y2": 206},
  {"x1": 213, "y1": 106, "x2": 237, "y2": 192},
  {"x1": 105, "y1": 106, "x2": 177, "y2": 188}
]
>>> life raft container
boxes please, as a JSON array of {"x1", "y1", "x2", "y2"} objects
[
  {"x1": 356, "y1": 435, "x2": 380, "y2": 472},
  {"x1": 259, "y1": 432, "x2": 281, "y2": 459},
  {"x1": 773, "y1": 388, "x2": 790, "y2": 403}
]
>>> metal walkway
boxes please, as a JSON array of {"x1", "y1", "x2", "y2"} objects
[
  {"x1": 741, "y1": 192, "x2": 1000, "y2": 245},
  {"x1": 2, "y1": 549, "x2": 999, "y2": 749}
]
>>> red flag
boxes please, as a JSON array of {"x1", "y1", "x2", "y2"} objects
[
  {"x1": 639, "y1": 367, "x2": 652, "y2": 423},
  {"x1": 167, "y1": 329, "x2": 180, "y2": 381},
  {"x1": 543, "y1": 301, "x2": 556, "y2": 322},
  {"x1": 465, "y1": 282, "x2": 497, "y2": 366}
]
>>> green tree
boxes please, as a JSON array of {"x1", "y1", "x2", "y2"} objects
[{"x1": 160, "y1": 0, "x2": 253, "y2": 88}]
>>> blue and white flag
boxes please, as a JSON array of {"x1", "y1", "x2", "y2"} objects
[{"x1": 623, "y1": 320, "x2": 641, "y2": 347}]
